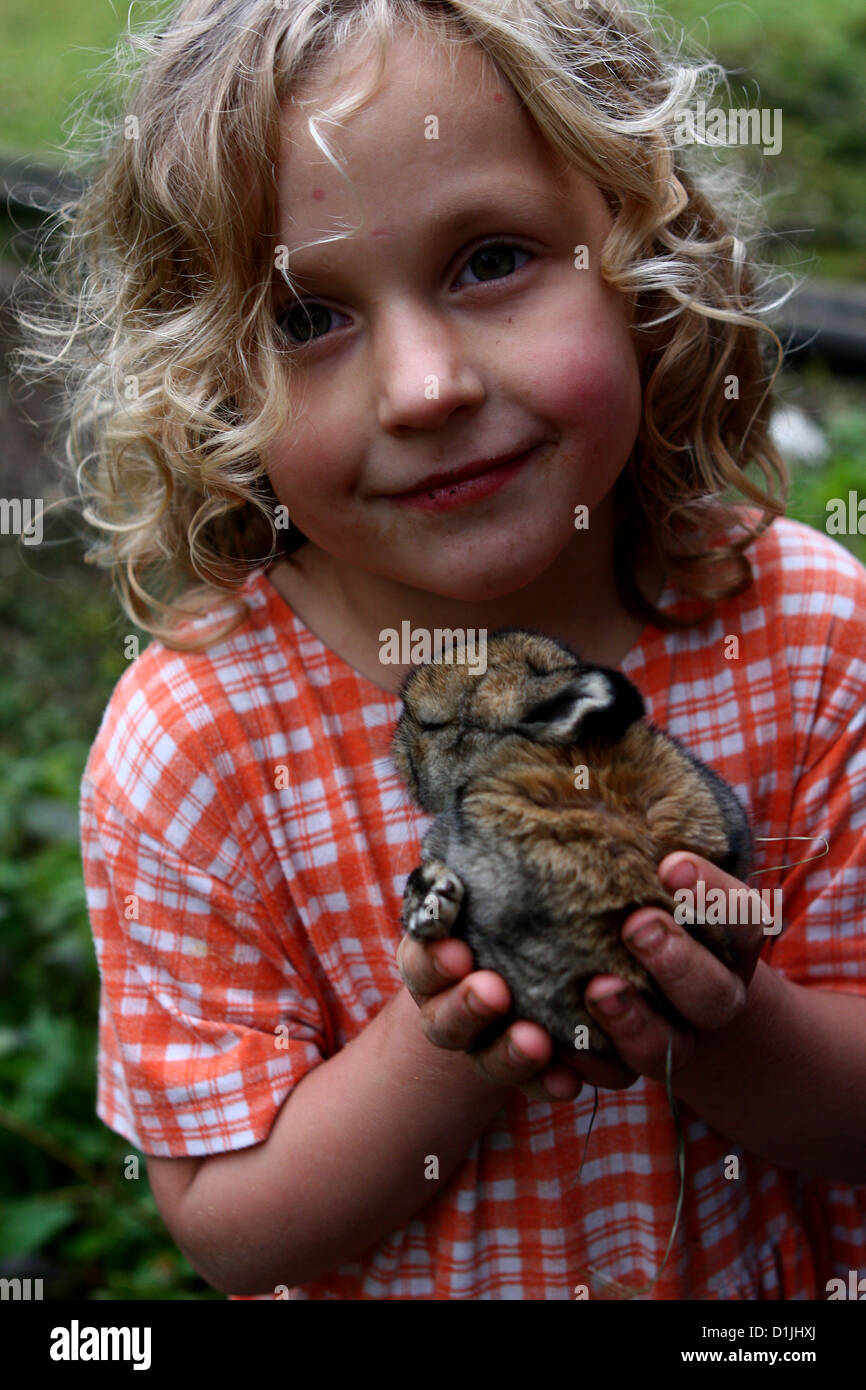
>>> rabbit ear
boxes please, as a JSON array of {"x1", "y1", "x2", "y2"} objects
[{"x1": 518, "y1": 668, "x2": 645, "y2": 745}]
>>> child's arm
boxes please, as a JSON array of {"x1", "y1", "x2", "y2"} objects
[{"x1": 149, "y1": 970, "x2": 537, "y2": 1297}]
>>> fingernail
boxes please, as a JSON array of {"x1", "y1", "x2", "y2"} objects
[
  {"x1": 625, "y1": 918, "x2": 665, "y2": 950},
  {"x1": 591, "y1": 988, "x2": 631, "y2": 1018},
  {"x1": 433, "y1": 956, "x2": 458, "y2": 981},
  {"x1": 661, "y1": 857, "x2": 697, "y2": 890},
  {"x1": 507, "y1": 1038, "x2": 529, "y2": 1063},
  {"x1": 466, "y1": 989, "x2": 495, "y2": 1019}
]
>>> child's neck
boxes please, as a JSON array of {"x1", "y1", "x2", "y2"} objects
[{"x1": 268, "y1": 500, "x2": 665, "y2": 695}]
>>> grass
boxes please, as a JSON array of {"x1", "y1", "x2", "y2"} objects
[{"x1": 0, "y1": 0, "x2": 174, "y2": 160}]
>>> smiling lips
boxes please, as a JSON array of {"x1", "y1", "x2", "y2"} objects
[{"x1": 388, "y1": 444, "x2": 540, "y2": 511}]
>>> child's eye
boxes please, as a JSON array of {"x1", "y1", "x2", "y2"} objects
[
  {"x1": 455, "y1": 239, "x2": 532, "y2": 288},
  {"x1": 276, "y1": 301, "x2": 349, "y2": 347},
  {"x1": 275, "y1": 239, "x2": 533, "y2": 348}
]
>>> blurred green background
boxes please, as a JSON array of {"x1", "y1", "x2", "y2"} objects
[
  {"x1": 0, "y1": 0, "x2": 864, "y2": 1300},
  {"x1": 2, "y1": 0, "x2": 865, "y2": 276}
]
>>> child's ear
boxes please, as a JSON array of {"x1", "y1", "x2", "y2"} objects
[{"x1": 518, "y1": 668, "x2": 644, "y2": 745}]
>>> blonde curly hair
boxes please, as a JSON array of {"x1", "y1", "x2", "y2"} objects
[{"x1": 9, "y1": 0, "x2": 790, "y2": 652}]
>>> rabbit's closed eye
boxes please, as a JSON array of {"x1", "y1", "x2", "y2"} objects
[{"x1": 393, "y1": 626, "x2": 752, "y2": 1059}]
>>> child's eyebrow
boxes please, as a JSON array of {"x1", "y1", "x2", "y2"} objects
[{"x1": 273, "y1": 183, "x2": 554, "y2": 285}]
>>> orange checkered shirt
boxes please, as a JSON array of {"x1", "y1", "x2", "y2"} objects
[{"x1": 80, "y1": 516, "x2": 866, "y2": 1299}]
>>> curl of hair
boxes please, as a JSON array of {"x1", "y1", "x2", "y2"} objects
[{"x1": 8, "y1": 0, "x2": 792, "y2": 652}]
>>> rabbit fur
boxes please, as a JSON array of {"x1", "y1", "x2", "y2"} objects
[{"x1": 392, "y1": 627, "x2": 752, "y2": 1059}]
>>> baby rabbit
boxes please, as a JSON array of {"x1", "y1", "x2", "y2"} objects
[{"x1": 392, "y1": 627, "x2": 752, "y2": 1058}]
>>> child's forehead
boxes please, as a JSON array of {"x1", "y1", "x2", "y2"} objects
[
  {"x1": 275, "y1": 28, "x2": 594, "y2": 234},
  {"x1": 287, "y1": 23, "x2": 503, "y2": 111},
  {"x1": 279, "y1": 25, "x2": 550, "y2": 173}
]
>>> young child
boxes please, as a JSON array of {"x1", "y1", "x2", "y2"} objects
[{"x1": 15, "y1": 0, "x2": 866, "y2": 1299}]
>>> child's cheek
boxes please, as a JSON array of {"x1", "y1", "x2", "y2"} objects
[
  {"x1": 517, "y1": 285, "x2": 643, "y2": 475},
  {"x1": 264, "y1": 402, "x2": 359, "y2": 507}
]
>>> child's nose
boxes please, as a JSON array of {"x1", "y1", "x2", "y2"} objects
[{"x1": 372, "y1": 304, "x2": 485, "y2": 429}]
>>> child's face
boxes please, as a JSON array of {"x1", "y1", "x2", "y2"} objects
[{"x1": 266, "y1": 26, "x2": 642, "y2": 603}]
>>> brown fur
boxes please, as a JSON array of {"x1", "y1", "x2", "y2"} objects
[{"x1": 393, "y1": 628, "x2": 751, "y2": 1057}]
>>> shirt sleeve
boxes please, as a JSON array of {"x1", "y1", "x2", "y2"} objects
[
  {"x1": 80, "y1": 669, "x2": 331, "y2": 1158},
  {"x1": 764, "y1": 530, "x2": 866, "y2": 997}
]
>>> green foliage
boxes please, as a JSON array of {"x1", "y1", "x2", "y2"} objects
[
  {"x1": 0, "y1": 1194, "x2": 79, "y2": 1256},
  {"x1": 664, "y1": 0, "x2": 866, "y2": 279},
  {"x1": 0, "y1": 536, "x2": 222, "y2": 1299},
  {"x1": 787, "y1": 408, "x2": 866, "y2": 565}
]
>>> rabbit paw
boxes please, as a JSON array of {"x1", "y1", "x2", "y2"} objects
[{"x1": 402, "y1": 860, "x2": 465, "y2": 940}]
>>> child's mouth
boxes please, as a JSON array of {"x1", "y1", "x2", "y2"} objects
[{"x1": 389, "y1": 446, "x2": 538, "y2": 512}]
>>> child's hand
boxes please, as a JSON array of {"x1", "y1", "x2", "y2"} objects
[
  {"x1": 397, "y1": 850, "x2": 769, "y2": 1102},
  {"x1": 396, "y1": 932, "x2": 638, "y2": 1103},
  {"x1": 583, "y1": 852, "x2": 769, "y2": 1085}
]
